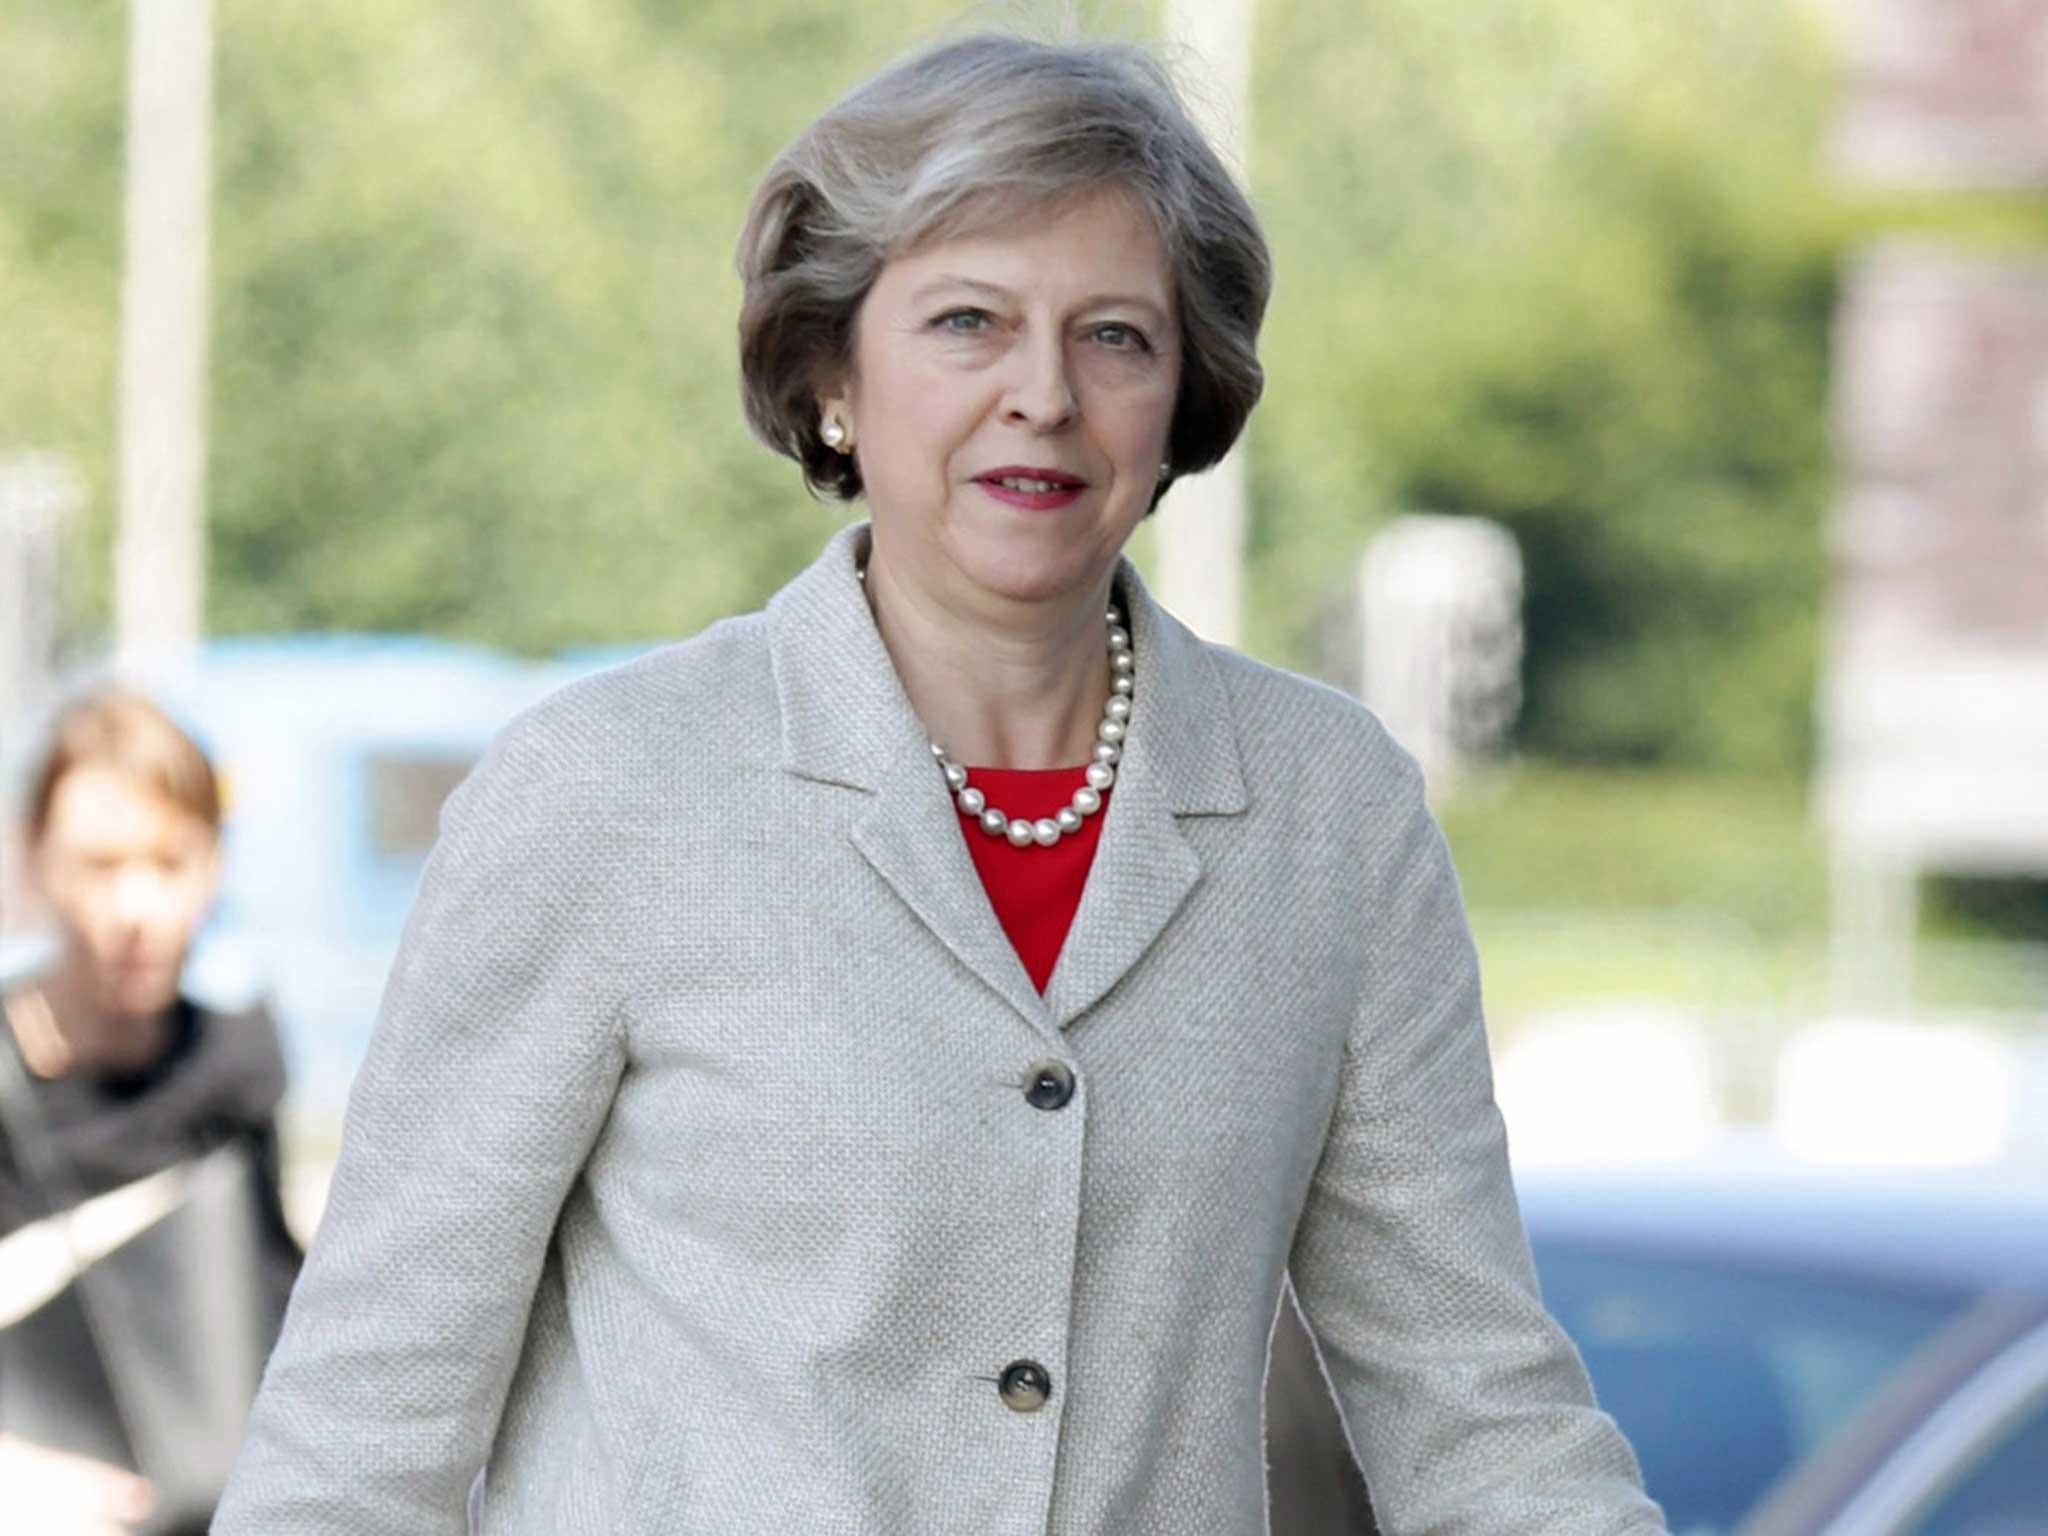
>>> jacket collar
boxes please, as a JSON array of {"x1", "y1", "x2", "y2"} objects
[{"x1": 765, "y1": 520, "x2": 1247, "y2": 1034}]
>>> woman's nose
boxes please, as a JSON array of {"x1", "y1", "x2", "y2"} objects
[{"x1": 1001, "y1": 336, "x2": 1078, "y2": 431}]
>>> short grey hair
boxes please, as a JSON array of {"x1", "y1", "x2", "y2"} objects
[{"x1": 735, "y1": 31, "x2": 1272, "y2": 509}]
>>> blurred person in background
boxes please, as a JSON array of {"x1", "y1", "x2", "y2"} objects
[
  {"x1": 0, "y1": 687, "x2": 301, "y2": 1534},
  {"x1": 216, "y1": 31, "x2": 1662, "y2": 1535}
]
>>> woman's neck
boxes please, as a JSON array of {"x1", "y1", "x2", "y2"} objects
[{"x1": 861, "y1": 552, "x2": 1116, "y2": 770}]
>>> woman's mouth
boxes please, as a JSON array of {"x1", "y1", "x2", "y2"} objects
[{"x1": 975, "y1": 467, "x2": 1088, "y2": 511}]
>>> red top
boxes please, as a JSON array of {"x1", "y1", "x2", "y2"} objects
[{"x1": 955, "y1": 765, "x2": 1109, "y2": 993}]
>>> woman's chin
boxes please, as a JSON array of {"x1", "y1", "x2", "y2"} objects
[
  {"x1": 943, "y1": 520, "x2": 1124, "y2": 608},
  {"x1": 956, "y1": 551, "x2": 1102, "y2": 609}
]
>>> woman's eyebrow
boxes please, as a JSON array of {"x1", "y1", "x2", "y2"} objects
[
  {"x1": 909, "y1": 275, "x2": 1012, "y2": 305},
  {"x1": 909, "y1": 275, "x2": 1168, "y2": 322},
  {"x1": 1075, "y1": 292, "x2": 1170, "y2": 323}
]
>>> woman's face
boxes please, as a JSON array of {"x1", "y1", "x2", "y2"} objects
[
  {"x1": 826, "y1": 184, "x2": 1180, "y2": 612},
  {"x1": 30, "y1": 766, "x2": 222, "y2": 1020}
]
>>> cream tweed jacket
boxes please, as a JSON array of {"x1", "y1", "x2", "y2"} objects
[{"x1": 214, "y1": 520, "x2": 1666, "y2": 1535}]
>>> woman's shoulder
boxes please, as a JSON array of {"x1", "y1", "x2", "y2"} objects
[
  {"x1": 462, "y1": 612, "x2": 778, "y2": 803},
  {"x1": 1198, "y1": 639, "x2": 1424, "y2": 806},
  {"x1": 530, "y1": 611, "x2": 774, "y2": 741}
]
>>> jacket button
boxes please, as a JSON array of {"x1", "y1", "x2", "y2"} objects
[
  {"x1": 1023, "y1": 1060, "x2": 1075, "y2": 1110},
  {"x1": 998, "y1": 1359, "x2": 1052, "y2": 1412}
]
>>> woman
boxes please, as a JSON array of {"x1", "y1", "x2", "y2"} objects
[
  {"x1": 217, "y1": 32, "x2": 1665, "y2": 1534},
  {"x1": 2, "y1": 687, "x2": 301, "y2": 1534}
]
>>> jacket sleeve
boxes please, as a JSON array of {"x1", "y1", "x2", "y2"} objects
[
  {"x1": 212, "y1": 716, "x2": 630, "y2": 1534},
  {"x1": 1285, "y1": 754, "x2": 1668, "y2": 1536}
]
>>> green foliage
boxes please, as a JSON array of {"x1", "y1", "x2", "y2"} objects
[
  {"x1": 1437, "y1": 762, "x2": 1828, "y2": 936},
  {"x1": 6, "y1": 0, "x2": 1846, "y2": 772},
  {"x1": 201, "y1": 0, "x2": 964, "y2": 652},
  {"x1": 1249, "y1": 0, "x2": 1842, "y2": 772},
  {"x1": 1924, "y1": 874, "x2": 2048, "y2": 944},
  {"x1": 0, "y1": 0, "x2": 124, "y2": 631},
  {"x1": 1438, "y1": 765, "x2": 2048, "y2": 1025}
]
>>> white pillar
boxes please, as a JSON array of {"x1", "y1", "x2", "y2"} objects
[
  {"x1": 1158, "y1": 0, "x2": 1255, "y2": 647},
  {"x1": 1828, "y1": 846, "x2": 1918, "y2": 1017},
  {"x1": 0, "y1": 454, "x2": 83, "y2": 729},
  {"x1": 116, "y1": 0, "x2": 214, "y2": 687},
  {"x1": 1357, "y1": 514, "x2": 1524, "y2": 790},
  {"x1": 0, "y1": 455, "x2": 83, "y2": 938}
]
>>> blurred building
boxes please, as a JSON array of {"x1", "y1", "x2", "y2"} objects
[
  {"x1": 1829, "y1": 0, "x2": 2048, "y2": 188},
  {"x1": 1819, "y1": 0, "x2": 2048, "y2": 1012}
]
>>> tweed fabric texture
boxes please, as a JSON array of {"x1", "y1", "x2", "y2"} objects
[{"x1": 213, "y1": 521, "x2": 1667, "y2": 1535}]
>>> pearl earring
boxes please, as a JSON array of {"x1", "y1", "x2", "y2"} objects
[
  {"x1": 821, "y1": 417, "x2": 846, "y2": 449},
  {"x1": 1157, "y1": 461, "x2": 1171, "y2": 482}
]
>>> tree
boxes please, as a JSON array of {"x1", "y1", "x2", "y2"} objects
[
  {"x1": 1248, "y1": 0, "x2": 1840, "y2": 771},
  {"x1": 4, "y1": 0, "x2": 1841, "y2": 771}
]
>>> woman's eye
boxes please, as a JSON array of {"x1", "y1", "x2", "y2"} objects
[
  {"x1": 934, "y1": 308, "x2": 993, "y2": 335},
  {"x1": 1092, "y1": 322, "x2": 1150, "y2": 352}
]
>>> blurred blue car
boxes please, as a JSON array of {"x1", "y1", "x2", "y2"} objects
[
  {"x1": 1520, "y1": 1156, "x2": 2048, "y2": 1536},
  {"x1": 1266, "y1": 1153, "x2": 2048, "y2": 1536}
]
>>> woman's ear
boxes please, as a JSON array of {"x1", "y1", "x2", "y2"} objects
[{"x1": 815, "y1": 386, "x2": 856, "y2": 454}]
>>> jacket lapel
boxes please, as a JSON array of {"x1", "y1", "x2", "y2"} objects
[
  {"x1": 847, "y1": 730, "x2": 1051, "y2": 1030},
  {"x1": 1037, "y1": 741, "x2": 1200, "y2": 1029},
  {"x1": 1040, "y1": 549, "x2": 1247, "y2": 1027},
  {"x1": 767, "y1": 521, "x2": 1049, "y2": 1030},
  {"x1": 765, "y1": 519, "x2": 1248, "y2": 1037}
]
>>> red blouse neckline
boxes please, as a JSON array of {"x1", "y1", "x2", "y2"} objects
[{"x1": 954, "y1": 763, "x2": 1110, "y2": 994}]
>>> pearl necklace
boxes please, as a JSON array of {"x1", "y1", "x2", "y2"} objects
[
  {"x1": 859, "y1": 562, "x2": 1132, "y2": 849},
  {"x1": 940, "y1": 603, "x2": 1132, "y2": 849}
]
